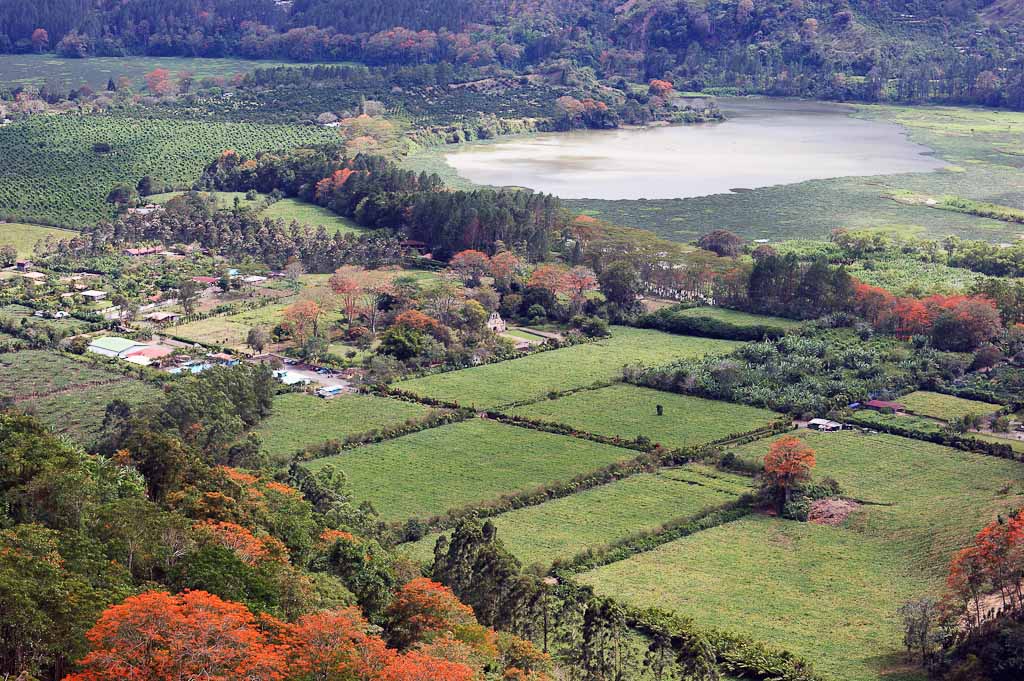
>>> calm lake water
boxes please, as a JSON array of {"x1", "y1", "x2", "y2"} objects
[{"x1": 444, "y1": 98, "x2": 948, "y2": 200}]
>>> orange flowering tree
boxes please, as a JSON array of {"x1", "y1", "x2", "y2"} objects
[
  {"x1": 385, "y1": 578, "x2": 477, "y2": 650},
  {"x1": 449, "y1": 250, "x2": 492, "y2": 287},
  {"x1": 763, "y1": 435, "x2": 816, "y2": 510}
]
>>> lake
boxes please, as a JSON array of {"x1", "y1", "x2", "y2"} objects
[{"x1": 443, "y1": 98, "x2": 948, "y2": 200}]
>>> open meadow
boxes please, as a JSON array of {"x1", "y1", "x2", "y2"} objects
[
  {"x1": 302, "y1": 418, "x2": 640, "y2": 522},
  {"x1": 255, "y1": 392, "x2": 437, "y2": 464},
  {"x1": 581, "y1": 430, "x2": 1024, "y2": 681},
  {"x1": 394, "y1": 327, "x2": 740, "y2": 409},
  {"x1": 260, "y1": 198, "x2": 364, "y2": 234},
  {"x1": 508, "y1": 385, "x2": 780, "y2": 448},
  {"x1": 401, "y1": 464, "x2": 753, "y2": 568}
]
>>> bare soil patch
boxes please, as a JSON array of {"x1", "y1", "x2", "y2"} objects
[{"x1": 808, "y1": 498, "x2": 862, "y2": 526}]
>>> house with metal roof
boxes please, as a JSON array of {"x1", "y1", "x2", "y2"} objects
[{"x1": 87, "y1": 336, "x2": 146, "y2": 358}]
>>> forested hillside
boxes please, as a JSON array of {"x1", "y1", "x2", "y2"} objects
[{"x1": 1, "y1": 0, "x2": 1021, "y2": 107}]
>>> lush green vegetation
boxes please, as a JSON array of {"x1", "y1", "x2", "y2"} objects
[
  {"x1": 402, "y1": 465, "x2": 752, "y2": 568},
  {"x1": 254, "y1": 392, "x2": 435, "y2": 464},
  {"x1": 301, "y1": 419, "x2": 639, "y2": 522},
  {"x1": 899, "y1": 390, "x2": 1001, "y2": 421},
  {"x1": 0, "y1": 115, "x2": 337, "y2": 226},
  {"x1": 0, "y1": 222, "x2": 77, "y2": 256},
  {"x1": 394, "y1": 327, "x2": 740, "y2": 409},
  {"x1": 509, "y1": 385, "x2": 780, "y2": 449}
]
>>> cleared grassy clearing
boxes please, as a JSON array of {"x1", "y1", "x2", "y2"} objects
[
  {"x1": 580, "y1": 516, "x2": 924, "y2": 681},
  {"x1": 508, "y1": 385, "x2": 780, "y2": 448},
  {"x1": 301, "y1": 419, "x2": 639, "y2": 522},
  {"x1": 148, "y1": 190, "x2": 262, "y2": 210},
  {"x1": 0, "y1": 304, "x2": 90, "y2": 333},
  {"x1": 676, "y1": 306, "x2": 803, "y2": 329},
  {"x1": 260, "y1": 198, "x2": 364, "y2": 234},
  {"x1": 254, "y1": 392, "x2": 436, "y2": 464},
  {"x1": 0, "y1": 222, "x2": 77, "y2": 256},
  {"x1": 394, "y1": 327, "x2": 740, "y2": 409},
  {"x1": 171, "y1": 303, "x2": 342, "y2": 350},
  {"x1": 23, "y1": 381, "x2": 161, "y2": 442},
  {"x1": 401, "y1": 464, "x2": 753, "y2": 567},
  {"x1": 899, "y1": 390, "x2": 1001, "y2": 421}
]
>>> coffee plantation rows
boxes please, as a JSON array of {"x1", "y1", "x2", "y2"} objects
[{"x1": 0, "y1": 115, "x2": 339, "y2": 227}]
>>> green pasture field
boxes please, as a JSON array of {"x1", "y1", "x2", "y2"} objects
[
  {"x1": 0, "y1": 115, "x2": 338, "y2": 226},
  {"x1": 394, "y1": 327, "x2": 740, "y2": 409},
  {"x1": 674, "y1": 306, "x2": 803, "y2": 330},
  {"x1": 970, "y1": 432, "x2": 1024, "y2": 454},
  {"x1": 583, "y1": 430, "x2": 1024, "y2": 681},
  {"x1": 260, "y1": 198, "x2": 364, "y2": 234},
  {"x1": 503, "y1": 328, "x2": 547, "y2": 342},
  {"x1": 0, "y1": 222, "x2": 78, "y2": 256},
  {"x1": 0, "y1": 55, "x2": 316, "y2": 90},
  {"x1": 508, "y1": 385, "x2": 780, "y2": 448},
  {"x1": 845, "y1": 254, "x2": 992, "y2": 296},
  {"x1": 580, "y1": 516, "x2": 924, "y2": 681},
  {"x1": 898, "y1": 390, "x2": 1002, "y2": 421},
  {"x1": 401, "y1": 464, "x2": 753, "y2": 568},
  {"x1": 847, "y1": 410, "x2": 944, "y2": 434},
  {"x1": 254, "y1": 392, "x2": 436, "y2": 464},
  {"x1": 0, "y1": 350, "x2": 161, "y2": 439},
  {"x1": 301, "y1": 419, "x2": 639, "y2": 522}
]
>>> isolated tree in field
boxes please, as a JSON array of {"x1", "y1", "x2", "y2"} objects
[
  {"x1": 31, "y1": 28, "x2": 49, "y2": 53},
  {"x1": 763, "y1": 435, "x2": 815, "y2": 510},
  {"x1": 246, "y1": 326, "x2": 269, "y2": 353},
  {"x1": 143, "y1": 68, "x2": 175, "y2": 96},
  {"x1": 598, "y1": 261, "x2": 642, "y2": 313}
]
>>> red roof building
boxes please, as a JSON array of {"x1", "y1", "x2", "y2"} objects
[{"x1": 864, "y1": 399, "x2": 906, "y2": 412}]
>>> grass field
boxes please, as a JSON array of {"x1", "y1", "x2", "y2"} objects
[
  {"x1": 0, "y1": 115, "x2": 338, "y2": 226},
  {"x1": 580, "y1": 516, "x2": 925, "y2": 681},
  {"x1": 254, "y1": 392, "x2": 436, "y2": 464},
  {"x1": 0, "y1": 304, "x2": 90, "y2": 333},
  {"x1": 0, "y1": 222, "x2": 78, "y2": 256},
  {"x1": 148, "y1": 190, "x2": 263, "y2": 210},
  {"x1": 508, "y1": 385, "x2": 780, "y2": 448},
  {"x1": 0, "y1": 55, "x2": 317, "y2": 90},
  {"x1": 260, "y1": 199, "x2": 364, "y2": 234},
  {"x1": 301, "y1": 419, "x2": 640, "y2": 522},
  {"x1": 899, "y1": 390, "x2": 1002, "y2": 421},
  {"x1": 401, "y1": 464, "x2": 753, "y2": 567},
  {"x1": 675, "y1": 307, "x2": 803, "y2": 330},
  {"x1": 394, "y1": 327, "x2": 740, "y2": 409},
  {"x1": 171, "y1": 302, "x2": 343, "y2": 351},
  {"x1": 0, "y1": 350, "x2": 161, "y2": 440},
  {"x1": 970, "y1": 432, "x2": 1024, "y2": 454},
  {"x1": 582, "y1": 430, "x2": 1024, "y2": 681}
]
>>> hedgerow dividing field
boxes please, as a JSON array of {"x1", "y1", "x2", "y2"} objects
[
  {"x1": 0, "y1": 222, "x2": 78, "y2": 256},
  {"x1": 401, "y1": 465, "x2": 753, "y2": 568},
  {"x1": 509, "y1": 385, "x2": 780, "y2": 449},
  {"x1": 581, "y1": 430, "x2": 1024, "y2": 681},
  {"x1": 394, "y1": 327, "x2": 740, "y2": 410},
  {"x1": 0, "y1": 115, "x2": 337, "y2": 226},
  {"x1": 255, "y1": 393, "x2": 437, "y2": 464},
  {"x1": 301, "y1": 419, "x2": 639, "y2": 523},
  {"x1": 0, "y1": 350, "x2": 161, "y2": 440},
  {"x1": 898, "y1": 390, "x2": 1001, "y2": 421}
]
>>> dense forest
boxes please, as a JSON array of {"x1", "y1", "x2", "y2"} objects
[{"x1": 1, "y1": 0, "x2": 1022, "y2": 107}]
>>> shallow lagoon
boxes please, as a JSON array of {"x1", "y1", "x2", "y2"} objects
[{"x1": 444, "y1": 98, "x2": 948, "y2": 200}]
